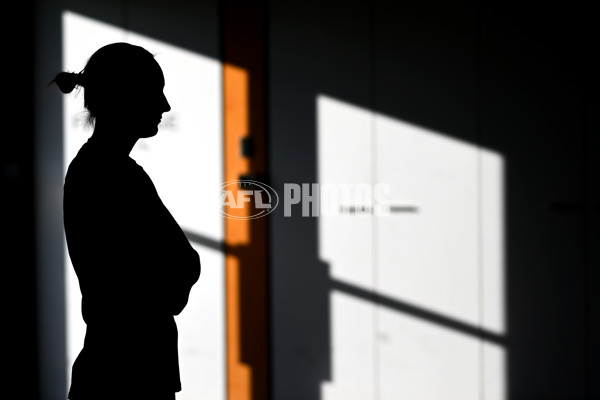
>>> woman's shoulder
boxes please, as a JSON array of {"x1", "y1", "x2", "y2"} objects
[
  {"x1": 65, "y1": 143, "x2": 139, "y2": 193},
  {"x1": 65, "y1": 143, "x2": 99, "y2": 183}
]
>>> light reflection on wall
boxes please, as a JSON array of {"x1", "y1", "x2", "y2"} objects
[
  {"x1": 317, "y1": 95, "x2": 505, "y2": 400},
  {"x1": 62, "y1": 11, "x2": 225, "y2": 400}
]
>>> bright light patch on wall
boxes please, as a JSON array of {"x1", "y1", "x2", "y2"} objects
[
  {"x1": 317, "y1": 94, "x2": 505, "y2": 400},
  {"x1": 322, "y1": 290, "x2": 375, "y2": 400},
  {"x1": 62, "y1": 11, "x2": 225, "y2": 400}
]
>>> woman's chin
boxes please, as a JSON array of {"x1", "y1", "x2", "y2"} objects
[{"x1": 139, "y1": 126, "x2": 160, "y2": 138}]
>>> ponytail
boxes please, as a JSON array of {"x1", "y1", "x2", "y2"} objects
[{"x1": 47, "y1": 71, "x2": 84, "y2": 93}]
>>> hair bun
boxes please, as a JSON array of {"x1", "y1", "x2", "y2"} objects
[{"x1": 50, "y1": 71, "x2": 82, "y2": 93}]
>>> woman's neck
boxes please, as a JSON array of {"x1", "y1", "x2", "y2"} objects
[{"x1": 90, "y1": 120, "x2": 139, "y2": 157}]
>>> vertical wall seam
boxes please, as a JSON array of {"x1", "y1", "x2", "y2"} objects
[
  {"x1": 475, "y1": 1, "x2": 484, "y2": 399},
  {"x1": 370, "y1": 1, "x2": 379, "y2": 399}
]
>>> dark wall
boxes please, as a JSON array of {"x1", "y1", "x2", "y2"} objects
[
  {"x1": 268, "y1": 1, "x2": 598, "y2": 399},
  {"x1": 480, "y1": 2, "x2": 595, "y2": 398},
  {"x1": 4, "y1": 1, "x2": 37, "y2": 399}
]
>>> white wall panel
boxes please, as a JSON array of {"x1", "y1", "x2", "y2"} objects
[
  {"x1": 375, "y1": 113, "x2": 479, "y2": 327},
  {"x1": 317, "y1": 95, "x2": 376, "y2": 400},
  {"x1": 318, "y1": 95, "x2": 505, "y2": 399},
  {"x1": 374, "y1": 111, "x2": 480, "y2": 399},
  {"x1": 377, "y1": 307, "x2": 479, "y2": 400},
  {"x1": 480, "y1": 151, "x2": 506, "y2": 400}
]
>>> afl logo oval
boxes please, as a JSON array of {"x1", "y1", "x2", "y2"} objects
[{"x1": 220, "y1": 180, "x2": 279, "y2": 220}]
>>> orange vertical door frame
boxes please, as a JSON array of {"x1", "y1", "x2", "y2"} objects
[{"x1": 222, "y1": 1, "x2": 269, "y2": 400}]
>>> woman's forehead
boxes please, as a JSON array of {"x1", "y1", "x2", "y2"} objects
[{"x1": 132, "y1": 60, "x2": 165, "y2": 86}]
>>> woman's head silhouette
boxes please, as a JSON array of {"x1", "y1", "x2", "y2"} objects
[{"x1": 50, "y1": 42, "x2": 171, "y2": 140}]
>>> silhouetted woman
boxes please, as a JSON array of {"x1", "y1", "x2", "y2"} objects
[{"x1": 50, "y1": 42, "x2": 201, "y2": 400}]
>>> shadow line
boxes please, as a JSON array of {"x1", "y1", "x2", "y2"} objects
[
  {"x1": 183, "y1": 229, "x2": 225, "y2": 252},
  {"x1": 183, "y1": 228, "x2": 504, "y2": 346}
]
